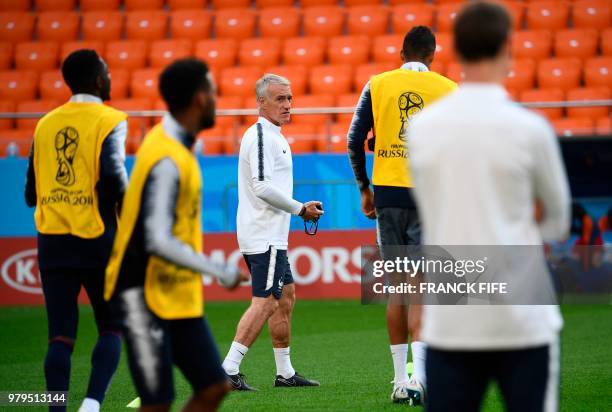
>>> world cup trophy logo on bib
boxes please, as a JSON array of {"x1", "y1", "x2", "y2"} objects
[
  {"x1": 55, "y1": 126, "x2": 79, "y2": 186},
  {"x1": 398, "y1": 92, "x2": 424, "y2": 142}
]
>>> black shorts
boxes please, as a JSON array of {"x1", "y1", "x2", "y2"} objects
[
  {"x1": 40, "y1": 268, "x2": 121, "y2": 339},
  {"x1": 375, "y1": 207, "x2": 421, "y2": 246},
  {"x1": 244, "y1": 246, "x2": 294, "y2": 299},
  {"x1": 113, "y1": 288, "x2": 227, "y2": 406}
]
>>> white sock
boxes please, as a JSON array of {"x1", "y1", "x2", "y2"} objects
[
  {"x1": 78, "y1": 398, "x2": 100, "y2": 412},
  {"x1": 390, "y1": 344, "x2": 409, "y2": 385},
  {"x1": 273, "y1": 347, "x2": 296, "y2": 379},
  {"x1": 222, "y1": 341, "x2": 249, "y2": 375},
  {"x1": 411, "y1": 341, "x2": 427, "y2": 388}
]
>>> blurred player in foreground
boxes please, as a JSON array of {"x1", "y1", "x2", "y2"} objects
[
  {"x1": 104, "y1": 58, "x2": 248, "y2": 412},
  {"x1": 25, "y1": 49, "x2": 127, "y2": 412},
  {"x1": 408, "y1": 2, "x2": 571, "y2": 411},
  {"x1": 347, "y1": 26, "x2": 457, "y2": 405},
  {"x1": 221, "y1": 74, "x2": 323, "y2": 390}
]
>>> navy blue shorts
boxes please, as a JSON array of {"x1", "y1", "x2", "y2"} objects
[
  {"x1": 244, "y1": 246, "x2": 294, "y2": 299},
  {"x1": 113, "y1": 288, "x2": 227, "y2": 406}
]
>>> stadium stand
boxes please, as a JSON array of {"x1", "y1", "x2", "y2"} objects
[
  {"x1": 258, "y1": 7, "x2": 301, "y2": 38},
  {"x1": 520, "y1": 88, "x2": 565, "y2": 120},
  {"x1": 169, "y1": 9, "x2": 212, "y2": 41}
]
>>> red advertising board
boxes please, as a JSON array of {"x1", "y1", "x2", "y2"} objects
[{"x1": 0, "y1": 230, "x2": 375, "y2": 306}]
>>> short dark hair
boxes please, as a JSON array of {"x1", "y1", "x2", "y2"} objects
[
  {"x1": 61, "y1": 49, "x2": 104, "y2": 93},
  {"x1": 159, "y1": 58, "x2": 211, "y2": 114},
  {"x1": 454, "y1": 2, "x2": 511, "y2": 62},
  {"x1": 402, "y1": 26, "x2": 436, "y2": 61}
]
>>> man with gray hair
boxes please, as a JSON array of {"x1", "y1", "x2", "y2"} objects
[{"x1": 222, "y1": 73, "x2": 323, "y2": 390}]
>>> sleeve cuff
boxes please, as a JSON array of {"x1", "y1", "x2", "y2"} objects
[{"x1": 291, "y1": 201, "x2": 304, "y2": 216}]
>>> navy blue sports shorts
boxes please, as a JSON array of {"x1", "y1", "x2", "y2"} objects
[{"x1": 244, "y1": 246, "x2": 294, "y2": 299}]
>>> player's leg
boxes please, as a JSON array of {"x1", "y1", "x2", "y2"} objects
[
  {"x1": 496, "y1": 340, "x2": 559, "y2": 412},
  {"x1": 40, "y1": 268, "x2": 81, "y2": 412},
  {"x1": 78, "y1": 269, "x2": 122, "y2": 412},
  {"x1": 172, "y1": 318, "x2": 231, "y2": 412},
  {"x1": 113, "y1": 287, "x2": 174, "y2": 412}
]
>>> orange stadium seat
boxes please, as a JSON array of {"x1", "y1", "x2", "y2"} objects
[
  {"x1": 211, "y1": 0, "x2": 250, "y2": 8},
  {"x1": 149, "y1": 39, "x2": 192, "y2": 68},
  {"x1": 526, "y1": 1, "x2": 570, "y2": 31},
  {"x1": 168, "y1": 0, "x2": 206, "y2": 10},
  {"x1": 282, "y1": 123, "x2": 317, "y2": 153},
  {"x1": 0, "y1": 12, "x2": 35, "y2": 43},
  {"x1": 109, "y1": 68, "x2": 129, "y2": 99},
  {"x1": 445, "y1": 61, "x2": 464, "y2": 83},
  {"x1": 336, "y1": 92, "x2": 359, "y2": 123},
  {"x1": 125, "y1": 0, "x2": 164, "y2": 10},
  {"x1": 566, "y1": 87, "x2": 610, "y2": 119},
  {"x1": 434, "y1": 32, "x2": 455, "y2": 64},
  {"x1": 373, "y1": 35, "x2": 402, "y2": 64},
  {"x1": 347, "y1": 5, "x2": 389, "y2": 37},
  {"x1": 82, "y1": 12, "x2": 123, "y2": 42},
  {"x1": 126, "y1": 11, "x2": 168, "y2": 41},
  {"x1": 511, "y1": 30, "x2": 552, "y2": 61},
  {"x1": 354, "y1": 62, "x2": 395, "y2": 90},
  {"x1": 37, "y1": 12, "x2": 79, "y2": 43},
  {"x1": 520, "y1": 88, "x2": 565, "y2": 120},
  {"x1": 572, "y1": 0, "x2": 610, "y2": 30},
  {"x1": 504, "y1": 59, "x2": 537, "y2": 93},
  {"x1": 197, "y1": 126, "x2": 226, "y2": 155},
  {"x1": 220, "y1": 66, "x2": 262, "y2": 97},
  {"x1": 39, "y1": 70, "x2": 70, "y2": 101},
  {"x1": 239, "y1": 38, "x2": 281, "y2": 68},
  {"x1": 345, "y1": 0, "x2": 382, "y2": 5},
  {"x1": 538, "y1": 58, "x2": 582, "y2": 92},
  {"x1": 215, "y1": 8, "x2": 256, "y2": 40},
  {"x1": 16, "y1": 99, "x2": 59, "y2": 131},
  {"x1": 152, "y1": 98, "x2": 165, "y2": 124},
  {"x1": 391, "y1": 4, "x2": 434, "y2": 34},
  {"x1": 496, "y1": 1, "x2": 524, "y2": 30},
  {"x1": 35, "y1": 0, "x2": 75, "y2": 12},
  {"x1": 303, "y1": 6, "x2": 345, "y2": 37},
  {"x1": 265, "y1": 65, "x2": 308, "y2": 95},
  {"x1": 170, "y1": 10, "x2": 211, "y2": 41},
  {"x1": 0, "y1": 0, "x2": 31, "y2": 12},
  {"x1": 215, "y1": 95, "x2": 242, "y2": 128},
  {"x1": 316, "y1": 121, "x2": 350, "y2": 153},
  {"x1": 291, "y1": 93, "x2": 334, "y2": 125},
  {"x1": 595, "y1": 117, "x2": 610, "y2": 135},
  {"x1": 301, "y1": 0, "x2": 337, "y2": 7},
  {"x1": 15, "y1": 42, "x2": 59, "y2": 71},
  {"x1": 584, "y1": 57, "x2": 612, "y2": 88},
  {"x1": 195, "y1": 38, "x2": 237, "y2": 71},
  {"x1": 60, "y1": 41, "x2": 105, "y2": 61},
  {"x1": 551, "y1": 117, "x2": 594, "y2": 137},
  {"x1": 602, "y1": 28, "x2": 612, "y2": 57},
  {"x1": 436, "y1": 3, "x2": 462, "y2": 33},
  {"x1": 309, "y1": 64, "x2": 352, "y2": 95},
  {"x1": 106, "y1": 40, "x2": 148, "y2": 71},
  {"x1": 430, "y1": 60, "x2": 446, "y2": 76},
  {"x1": 258, "y1": 7, "x2": 301, "y2": 38},
  {"x1": 0, "y1": 70, "x2": 36, "y2": 102},
  {"x1": 0, "y1": 101, "x2": 15, "y2": 130},
  {"x1": 256, "y1": 0, "x2": 295, "y2": 7},
  {"x1": 109, "y1": 98, "x2": 152, "y2": 144},
  {"x1": 283, "y1": 36, "x2": 326, "y2": 68},
  {"x1": 0, "y1": 42, "x2": 13, "y2": 70},
  {"x1": 130, "y1": 68, "x2": 161, "y2": 100},
  {"x1": 328, "y1": 35, "x2": 370, "y2": 65},
  {"x1": 554, "y1": 29, "x2": 598, "y2": 60},
  {"x1": 0, "y1": 129, "x2": 34, "y2": 157},
  {"x1": 240, "y1": 99, "x2": 259, "y2": 129},
  {"x1": 80, "y1": 0, "x2": 120, "y2": 12}
]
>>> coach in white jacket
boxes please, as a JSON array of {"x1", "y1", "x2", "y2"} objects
[
  {"x1": 222, "y1": 74, "x2": 323, "y2": 391},
  {"x1": 407, "y1": 3, "x2": 571, "y2": 412}
]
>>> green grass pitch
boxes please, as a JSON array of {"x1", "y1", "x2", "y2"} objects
[{"x1": 1, "y1": 301, "x2": 610, "y2": 411}]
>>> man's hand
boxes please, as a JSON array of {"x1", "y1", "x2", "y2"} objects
[
  {"x1": 300, "y1": 201, "x2": 324, "y2": 221},
  {"x1": 534, "y1": 198, "x2": 544, "y2": 223},
  {"x1": 360, "y1": 187, "x2": 376, "y2": 219}
]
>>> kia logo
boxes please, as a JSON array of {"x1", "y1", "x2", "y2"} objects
[{"x1": 1, "y1": 249, "x2": 42, "y2": 294}]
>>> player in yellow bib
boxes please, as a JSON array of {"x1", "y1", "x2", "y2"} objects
[
  {"x1": 347, "y1": 26, "x2": 457, "y2": 405},
  {"x1": 24, "y1": 50, "x2": 127, "y2": 412},
  {"x1": 104, "y1": 59, "x2": 248, "y2": 412}
]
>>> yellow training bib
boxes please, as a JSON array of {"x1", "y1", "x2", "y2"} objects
[
  {"x1": 105, "y1": 124, "x2": 204, "y2": 319},
  {"x1": 33, "y1": 102, "x2": 127, "y2": 238},
  {"x1": 370, "y1": 69, "x2": 457, "y2": 188}
]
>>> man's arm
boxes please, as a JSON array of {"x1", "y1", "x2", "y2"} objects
[
  {"x1": 347, "y1": 82, "x2": 374, "y2": 191},
  {"x1": 247, "y1": 130, "x2": 303, "y2": 215},
  {"x1": 24, "y1": 143, "x2": 36, "y2": 208},
  {"x1": 532, "y1": 122, "x2": 571, "y2": 242},
  {"x1": 98, "y1": 120, "x2": 128, "y2": 209},
  {"x1": 142, "y1": 158, "x2": 240, "y2": 286}
]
